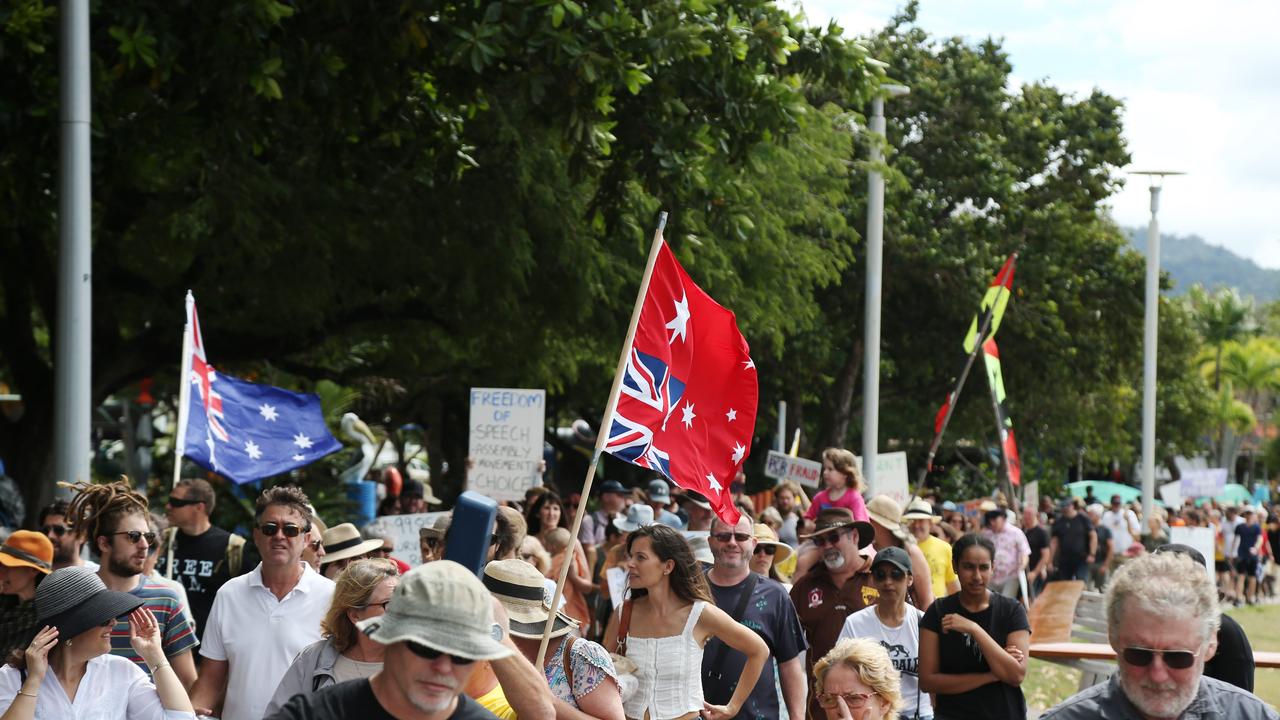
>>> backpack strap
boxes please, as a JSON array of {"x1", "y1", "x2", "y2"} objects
[
  {"x1": 562, "y1": 636, "x2": 576, "y2": 694},
  {"x1": 162, "y1": 527, "x2": 178, "y2": 581},
  {"x1": 615, "y1": 599, "x2": 633, "y2": 657}
]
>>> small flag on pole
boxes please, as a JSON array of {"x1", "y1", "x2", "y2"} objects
[
  {"x1": 179, "y1": 294, "x2": 340, "y2": 484},
  {"x1": 602, "y1": 241, "x2": 758, "y2": 525}
]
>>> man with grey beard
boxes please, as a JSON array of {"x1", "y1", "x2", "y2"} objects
[
  {"x1": 788, "y1": 508, "x2": 876, "y2": 718},
  {"x1": 1041, "y1": 551, "x2": 1276, "y2": 720}
]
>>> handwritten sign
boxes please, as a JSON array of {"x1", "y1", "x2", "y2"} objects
[
  {"x1": 857, "y1": 451, "x2": 909, "y2": 507},
  {"x1": 367, "y1": 511, "x2": 447, "y2": 566},
  {"x1": 764, "y1": 450, "x2": 823, "y2": 488},
  {"x1": 468, "y1": 388, "x2": 545, "y2": 502}
]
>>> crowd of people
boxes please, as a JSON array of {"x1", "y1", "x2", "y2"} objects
[{"x1": 0, "y1": 455, "x2": 1276, "y2": 719}]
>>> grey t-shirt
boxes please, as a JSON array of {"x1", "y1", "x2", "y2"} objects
[{"x1": 1041, "y1": 675, "x2": 1278, "y2": 720}]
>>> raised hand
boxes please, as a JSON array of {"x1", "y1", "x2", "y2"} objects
[
  {"x1": 24, "y1": 625, "x2": 58, "y2": 680},
  {"x1": 127, "y1": 607, "x2": 165, "y2": 667}
]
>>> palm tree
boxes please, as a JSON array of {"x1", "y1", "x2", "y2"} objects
[
  {"x1": 1208, "y1": 381, "x2": 1257, "y2": 472},
  {"x1": 1219, "y1": 338, "x2": 1280, "y2": 481},
  {"x1": 1187, "y1": 285, "x2": 1254, "y2": 391}
]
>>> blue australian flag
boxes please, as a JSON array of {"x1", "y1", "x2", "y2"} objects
[{"x1": 182, "y1": 369, "x2": 341, "y2": 485}]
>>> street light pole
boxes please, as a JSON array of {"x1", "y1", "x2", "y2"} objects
[
  {"x1": 861, "y1": 84, "x2": 909, "y2": 494},
  {"x1": 1132, "y1": 170, "x2": 1183, "y2": 522}
]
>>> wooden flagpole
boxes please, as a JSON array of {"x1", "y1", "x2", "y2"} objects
[{"x1": 536, "y1": 212, "x2": 669, "y2": 666}]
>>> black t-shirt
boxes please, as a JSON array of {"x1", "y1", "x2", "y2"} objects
[
  {"x1": 702, "y1": 572, "x2": 807, "y2": 720},
  {"x1": 920, "y1": 592, "x2": 1029, "y2": 720},
  {"x1": 1093, "y1": 524, "x2": 1112, "y2": 563},
  {"x1": 1235, "y1": 523, "x2": 1263, "y2": 561},
  {"x1": 1051, "y1": 514, "x2": 1094, "y2": 565},
  {"x1": 267, "y1": 678, "x2": 497, "y2": 720},
  {"x1": 1205, "y1": 612, "x2": 1255, "y2": 692},
  {"x1": 1024, "y1": 526, "x2": 1049, "y2": 572},
  {"x1": 1267, "y1": 513, "x2": 1280, "y2": 562},
  {"x1": 153, "y1": 526, "x2": 238, "y2": 640}
]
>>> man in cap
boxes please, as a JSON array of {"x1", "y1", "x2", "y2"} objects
[
  {"x1": 678, "y1": 490, "x2": 716, "y2": 533},
  {"x1": 788, "y1": 508, "x2": 876, "y2": 719},
  {"x1": 420, "y1": 514, "x2": 452, "y2": 564},
  {"x1": 837, "y1": 547, "x2": 932, "y2": 720},
  {"x1": 37, "y1": 500, "x2": 94, "y2": 571},
  {"x1": 400, "y1": 478, "x2": 442, "y2": 515},
  {"x1": 703, "y1": 514, "x2": 808, "y2": 720},
  {"x1": 587, "y1": 480, "x2": 629, "y2": 542},
  {"x1": 645, "y1": 478, "x2": 685, "y2": 529},
  {"x1": 1041, "y1": 551, "x2": 1277, "y2": 720},
  {"x1": 903, "y1": 497, "x2": 959, "y2": 598},
  {"x1": 1050, "y1": 498, "x2": 1096, "y2": 582},
  {"x1": 268, "y1": 560, "x2": 511, "y2": 719}
]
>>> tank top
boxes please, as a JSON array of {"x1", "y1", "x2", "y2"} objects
[{"x1": 622, "y1": 600, "x2": 706, "y2": 720}]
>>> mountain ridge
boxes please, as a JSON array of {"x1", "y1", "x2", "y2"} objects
[{"x1": 1125, "y1": 227, "x2": 1279, "y2": 302}]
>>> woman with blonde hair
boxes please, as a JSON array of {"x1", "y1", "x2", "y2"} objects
[
  {"x1": 265, "y1": 558, "x2": 399, "y2": 714},
  {"x1": 604, "y1": 525, "x2": 768, "y2": 720},
  {"x1": 813, "y1": 637, "x2": 904, "y2": 720}
]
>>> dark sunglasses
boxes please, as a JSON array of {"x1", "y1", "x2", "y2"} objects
[
  {"x1": 1122, "y1": 647, "x2": 1198, "y2": 670},
  {"x1": 406, "y1": 642, "x2": 475, "y2": 665},
  {"x1": 753, "y1": 545, "x2": 777, "y2": 556},
  {"x1": 873, "y1": 568, "x2": 906, "y2": 582},
  {"x1": 710, "y1": 532, "x2": 752, "y2": 543},
  {"x1": 166, "y1": 497, "x2": 203, "y2": 508},
  {"x1": 258, "y1": 522, "x2": 304, "y2": 538},
  {"x1": 41, "y1": 525, "x2": 70, "y2": 537},
  {"x1": 810, "y1": 529, "x2": 848, "y2": 547},
  {"x1": 307, "y1": 539, "x2": 323, "y2": 551},
  {"x1": 110, "y1": 530, "x2": 157, "y2": 545}
]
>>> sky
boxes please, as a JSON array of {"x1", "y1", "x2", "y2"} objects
[{"x1": 793, "y1": 0, "x2": 1280, "y2": 269}]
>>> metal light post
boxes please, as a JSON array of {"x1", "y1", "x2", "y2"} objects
[
  {"x1": 53, "y1": 0, "x2": 93, "y2": 492},
  {"x1": 1132, "y1": 170, "x2": 1183, "y2": 521},
  {"x1": 861, "y1": 83, "x2": 909, "y2": 494}
]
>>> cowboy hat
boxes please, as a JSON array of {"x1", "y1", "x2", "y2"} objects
[{"x1": 800, "y1": 508, "x2": 873, "y2": 549}]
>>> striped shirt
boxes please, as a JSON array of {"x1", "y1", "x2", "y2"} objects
[{"x1": 109, "y1": 576, "x2": 198, "y2": 674}]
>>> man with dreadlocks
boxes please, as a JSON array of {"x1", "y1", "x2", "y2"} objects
[{"x1": 64, "y1": 479, "x2": 199, "y2": 689}]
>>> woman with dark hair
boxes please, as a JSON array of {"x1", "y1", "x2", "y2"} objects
[
  {"x1": 919, "y1": 533, "x2": 1030, "y2": 720},
  {"x1": 528, "y1": 492, "x2": 594, "y2": 628},
  {"x1": 603, "y1": 525, "x2": 768, "y2": 720}
]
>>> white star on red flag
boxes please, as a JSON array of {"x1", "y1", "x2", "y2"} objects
[
  {"x1": 681, "y1": 402, "x2": 696, "y2": 429},
  {"x1": 725, "y1": 408, "x2": 737, "y2": 422},
  {"x1": 731, "y1": 442, "x2": 746, "y2": 464},
  {"x1": 706, "y1": 473, "x2": 723, "y2": 495}
]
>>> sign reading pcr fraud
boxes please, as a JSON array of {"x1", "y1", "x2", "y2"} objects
[
  {"x1": 764, "y1": 450, "x2": 823, "y2": 488},
  {"x1": 468, "y1": 388, "x2": 545, "y2": 502}
]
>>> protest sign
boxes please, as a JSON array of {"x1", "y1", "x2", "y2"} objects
[
  {"x1": 468, "y1": 387, "x2": 546, "y2": 502},
  {"x1": 1023, "y1": 481, "x2": 1038, "y2": 513},
  {"x1": 1159, "y1": 480, "x2": 1183, "y2": 508},
  {"x1": 606, "y1": 566, "x2": 628, "y2": 610},
  {"x1": 857, "y1": 451, "x2": 909, "y2": 507},
  {"x1": 764, "y1": 450, "x2": 822, "y2": 488},
  {"x1": 1180, "y1": 468, "x2": 1227, "y2": 498},
  {"x1": 1169, "y1": 526, "x2": 1215, "y2": 582},
  {"x1": 367, "y1": 511, "x2": 447, "y2": 566}
]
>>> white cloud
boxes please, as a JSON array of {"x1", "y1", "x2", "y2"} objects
[{"x1": 800, "y1": 0, "x2": 1280, "y2": 268}]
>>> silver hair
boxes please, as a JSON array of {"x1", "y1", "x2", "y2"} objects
[{"x1": 1106, "y1": 552, "x2": 1220, "y2": 644}]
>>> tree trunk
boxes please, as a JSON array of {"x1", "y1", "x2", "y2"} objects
[{"x1": 823, "y1": 340, "x2": 863, "y2": 449}]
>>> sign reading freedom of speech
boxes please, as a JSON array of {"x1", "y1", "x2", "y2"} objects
[
  {"x1": 468, "y1": 388, "x2": 545, "y2": 502},
  {"x1": 367, "y1": 511, "x2": 447, "y2": 566},
  {"x1": 764, "y1": 450, "x2": 823, "y2": 488}
]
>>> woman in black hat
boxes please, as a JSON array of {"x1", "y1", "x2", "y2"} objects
[{"x1": 0, "y1": 566, "x2": 195, "y2": 719}]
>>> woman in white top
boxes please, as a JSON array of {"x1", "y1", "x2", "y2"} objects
[
  {"x1": 266, "y1": 558, "x2": 399, "y2": 715},
  {"x1": 0, "y1": 566, "x2": 195, "y2": 720},
  {"x1": 604, "y1": 524, "x2": 768, "y2": 720}
]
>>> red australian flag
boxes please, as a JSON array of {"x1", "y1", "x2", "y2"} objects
[{"x1": 603, "y1": 241, "x2": 758, "y2": 524}]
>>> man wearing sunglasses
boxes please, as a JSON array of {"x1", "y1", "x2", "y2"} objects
[
  {"x1": 37, "y1": 500, "x2": 93, "y2": 571},
  {"x1": 267, "y1": 561, "x2": 510, "y2": 719},
  {"x1": 1041, "y1": 551, "x2": 1275, "y2": 720},
  {"x1": 837, "y1": 547, "x2": 932, "y2": 720},
  {"x1": 156, "y1": 478, "x2": 247, "y2": 643},
  {"x1": 191, "y1": 485, "x2": 336, "y2": 720},
  {"x1": 789, "y1": 508, "x2": 877, "y2": 720},
  {"x1": 703, "y1": 515, "x2": 808, "y2": 720}
]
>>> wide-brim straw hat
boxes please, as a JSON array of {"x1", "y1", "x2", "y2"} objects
[
  {"x1": 0, "y1": 531, "x2": 54, "y2": 574},
  {"x1": 419, "y1": 513, "x2": 452, "y2": 541},
  {"x1": 321, "y1": 523, "x2": 385, "y2": 564},
  {"x1": 358, "y1": 560, "x2": 512, "y2": 661},
  {"x1": 866, "y1": 495, "x2": 904, "y2": 533},
  {"x1": 751, "y1": 523, "x2": 793, "y2": 564},
  {"x1": 36, "y1": 567, "x2": 144, "y2": 641},
  {"x1": 901, "y1": 497, "x2": 938, "y2": 522},
  {"x1": 482, "y1": 559, "x2": 574, "y2": 639},
  {"x1": 801, "y1": 508, "x2": 874, "y2": 549}
]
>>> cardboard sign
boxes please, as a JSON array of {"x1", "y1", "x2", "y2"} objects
[
  {"x1": 366, "y1": 511, "x2": 447, "y2": 567},
  {"x1": 606, "y1": 566, "x2": 628, "y2": 610},
  {"x1": 1159, "y1": 481, "x2": 1183, "y2": 508},
  {"x1": 467, "y1": 388, "x2": 546, "y2": 502},
  {"x1": 764, "y1": 450, "x2": 822, "y2": 488},
  {"x1": 1180, "y1": 468, "x2": 1227, "y2": 498},
  {"x1": 857, "y1": 451, "x2": 909, "y2": 507},
  {"x1": 1168, "y1": 526, "x2": 1215, "y2": 582}
]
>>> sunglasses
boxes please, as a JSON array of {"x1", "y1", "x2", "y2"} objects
[
  {"x1": 306, "y1": 539, "x2": 323, "y2": 552},
  {"x1": 710, "y1": 532, "x2": 752, "y2": 543},
  {"x1": 258, "y1": 522, "x2": 304, "y2": 538},
  {"x1": 1122, "y1": 647, "x2": 1199, "y2": 670},
  {"x1": 811, "y1": 529, "x2": 848, "y2": 547},
  {"x1": 41, "y1": 524, "x2": 70, "y2": 537},
  {"x1": 166, "y1": 497, "x2": 203, "y2": 508},
  {"x1": 406, "y1": 642, "x2": 475, "y2": 665},
  {"x1": 753, "y1": 545, "x2": 777, "y2": 556},
  {"x1": 817, "y1": 692, "x2": 873, "y2": 709},
  {"x1": 873, "y1": 568, "x2": 906, "y2": 582},
  {"x1": 110, "y1": 530, "x2": 157, "y2": 545}
]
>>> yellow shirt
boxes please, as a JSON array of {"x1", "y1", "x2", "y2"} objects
[
  {"x1": 919, "y1": 534, "x2": 958, "y2": 598},
  {"x1": 475, "y1": 684, "x2": 518, "y2": 720}
]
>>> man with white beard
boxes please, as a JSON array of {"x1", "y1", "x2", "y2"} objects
[
  {"x1": 788, "y1": 508, "x2": 877, "y2": 720},
  {"x1": 1041, "y1": 552, "x2": 1276, "y2": 720}
]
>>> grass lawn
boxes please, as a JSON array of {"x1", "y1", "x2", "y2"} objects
[{"x1": 1024, "y1": 601, "x2": 1280, "y2": 714}]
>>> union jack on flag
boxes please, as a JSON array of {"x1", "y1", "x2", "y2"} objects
[{"x1": 603, "y1": 240, "x2": 758, "y2": 525}]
